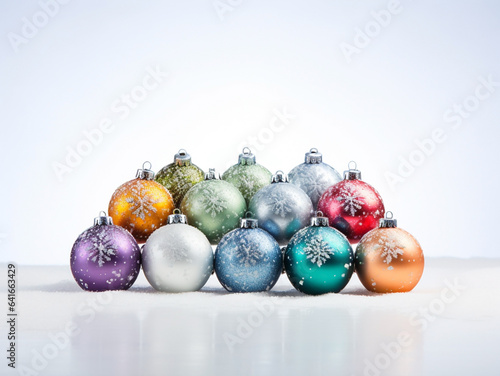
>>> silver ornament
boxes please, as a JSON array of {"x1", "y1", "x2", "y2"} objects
[
  {"x1": 248, "y1": 171, "x2": 313, "y2": 245},
  {"x1": 142, "y1": 211, "x2": 213, "y2": 292},
  {"x1": 288, "y1": 148, "x2": 342, "y2": 208}
]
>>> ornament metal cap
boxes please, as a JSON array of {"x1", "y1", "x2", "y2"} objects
[
  {"x1": 238, "y1": 147, "x2": 256, "y2": 165},
  {"x1": 343, "y1": 161, "x2": 362, "y2": 180},
  {"x1": 305, "y1": 148, "x2": 323, "y2": 164},
  {"x1": 310, "y1": 211, "x2": 329, "y2": 227},
  {"x1": 271, "y1": 170, "x2": 288, "y2": 183},
  {"x1": 136, "y1": 161, "x2": 155, "y2": 180},
  {"x1": 379, "y1": 211, "x2": 397, "y2": 228},
  {"x1": 94, "y1": 211, "x2": 113, "y2": 226},
  {"x1": 205, "y1": 168, "x2": 220, "y2": 180},
  {"x1": 167, "y1": 209, "x2": 188, "y2": 224},
  {"x1": 240, "y1": 218, "x2": 258, "y2": 229},
  {"x1": 174, "y1": 149, "x2": 192, "y2": 166}
]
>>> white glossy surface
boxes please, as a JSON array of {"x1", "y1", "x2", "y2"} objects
[{"x1": 4, "y1": 258, "x2": 500, "y2": 376}]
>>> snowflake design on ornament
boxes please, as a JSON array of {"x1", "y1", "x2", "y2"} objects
[
  {"x1": 302, "y1": 173, "x2": 329, "y2": 204},
  {"x1": 267, "y1": 191, "x2": 293, "y2": 217},
  {"x1": 125, "y1": 182, "x2": 160, "y2": 220},
  {"x1": 371, "y1": 236, "x2": 405, "y2": 264},
  {"x1": 336, "y1": 184, "x2": 364, "y2": 216},
  {"x1": 304, "y1": 236, "x2": 333, "y2": 267},
  {"x1": 87, "y1": 229, "x2": 117, "y2": 267},
  {"x1": 235, "y1": 243, "x2": 263, "y2": 267},
  {"x1": 201, "y1": 185, "x2": 227, "y2": 218}
]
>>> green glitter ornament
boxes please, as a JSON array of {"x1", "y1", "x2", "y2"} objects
[
  {"x1": 222, "y1": 147, "x2": 272, "y2": 205},
  {"x1": 155, "y1": 149, "x2": 205, "y2": 207},
  {"x1": 180, "y1": 168, "x2": 247, "y2": 244}
]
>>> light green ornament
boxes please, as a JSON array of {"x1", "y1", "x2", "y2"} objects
[
  {"x1": 222, "y1": 147, "x2": 272, "y2": 205},
  {"x1": 180, "y1": 168, "x2": 247, "y2": 244},
  {"x1": 155, "y1": 149, "x2": 205, "y2": 207}
]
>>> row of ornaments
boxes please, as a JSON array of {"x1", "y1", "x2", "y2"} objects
[
  {"x1": 71, "y1": 148, "x2": 424, "y2": 295},
  {"x1": 107, "y1": 148, "x2": 385, "y2": 245},
  {"x1": 71, "y1": 210, "x2": 423, "y2": 295}
]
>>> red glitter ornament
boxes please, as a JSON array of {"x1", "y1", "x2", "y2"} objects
[{"x1": 318, "y1": 162, "x2": 385, "y2": 244}]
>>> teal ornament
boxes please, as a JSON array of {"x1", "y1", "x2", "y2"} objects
[
  {"x1": 284, "y1": 212, "x2": 354, "y2": 295},
  {"x1": 222, "y1": 147, "x2": 272, "y2": 205}
]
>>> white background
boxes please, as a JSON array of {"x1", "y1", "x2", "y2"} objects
[{"x1": 1, "y1": 0, "x2": 499, "y2": 265}]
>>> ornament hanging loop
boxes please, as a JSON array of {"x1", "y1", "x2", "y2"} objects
[
  {"x1": 205, "y1": 168, "x2": 220, "y2": 180},
  {"x1": 344, "y1": 161, "x2": 361, "y2": 180},
  {"x1": 174, "y1": 149, "x2": 192, "y2": 166},
  {"x1": 240, "y1": 217, "x2": 258, "y2": 229},
  {"x1": 272, "y1": 170, "x2": 288, "y2": 183},
  {"x1": 379, "y1": 211, "x2": 397, "y2": 228},
  {"x1": 137, "y1": 161, "x2": 155, "y2": 180},
  {"x1": 167, "y1": 209, "x2": 188, "y2": 225},
  {"x1": 305, "y1": 148, "x2": 323, "y2": 164},
  {"x1": 311, "y1": 211, "x2": 329, "y2": 227},
  {"x1": 94, "y1": 211, "x2": 113, "y2": 226},
  {"x1": 238, "y1": 147, "x2": 256, "y2": 165}
]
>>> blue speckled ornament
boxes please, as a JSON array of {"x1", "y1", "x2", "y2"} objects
[
  {"x1": 284, "y1": 213, "x2": 354, "y2": 295},
  {"x1": 215, "y1": 218, "x2": 282, "y2": 292}
]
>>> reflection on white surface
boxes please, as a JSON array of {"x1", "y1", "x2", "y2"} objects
[{"x1": 8, "y1": 258, "x2": 500, "y2": 376}]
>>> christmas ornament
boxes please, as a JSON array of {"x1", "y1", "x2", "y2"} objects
[
  {"x1": 284, "y1": 212, "x2": 354, "y2": 295},
  {"x1": 108, "y1": 161, "x2": 175, "y2": 243},
  {"x1": 180, "y1": 168, "x2": 246, "y2": 244},
  {"x1": 288, "y1": 148, "x2": 342, "y2": 208},
  {"x1": 355, "y1": 212, "x2": 424, "y2": 293},
  {"x1": 142, "y1": 209, "x2": 213, "y2": 292},
  {"x1": 222, "y1": 147, "x2": 272, "y2": 205},
  {"x1": 248, "y1": 171, "x2": 313, "y2": 245},
  {"x1": 155, "y1": 149, "x2": 205, "y2": 207},
  {"x1": 70, "y1": 212, "x2": 141, "y2": 291},
  {"x1": 215, "y1": 217, "x2": 282, "y2": 292},
  {"x1": 317, "y1": 161, "x2": 385, "y2": 244}
]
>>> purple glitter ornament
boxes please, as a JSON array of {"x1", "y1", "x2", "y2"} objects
[{"x1": 70, "y1": 211, "x2": 141, "y2": 291}]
